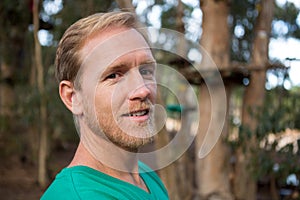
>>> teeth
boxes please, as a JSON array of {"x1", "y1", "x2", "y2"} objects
[{"x1": 129, "y1": 110, "x2": 147, "y2": 117}]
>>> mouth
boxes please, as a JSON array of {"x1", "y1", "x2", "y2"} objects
[
  {"x1": 123, "y1": 109, "x2": 149, "y2": 117},
  {"x1": 122, "y1": 108, "x2": 151, "y2": 122}
]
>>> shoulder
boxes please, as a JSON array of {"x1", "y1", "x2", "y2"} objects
[
  {"x1": 42, "y1": 164, "x2": 169, "y2": 200},
  {"x1": 41, "y1": 166, "x2": 121, "y2": 200},
  {"x1": 41, "y1": 168, "x2": 80, "y2": 200},
  {"x1": 138, "y1": 161, "x2": 169, "y2": 199},
  {"x1": 41, "y1": 166, "x2": 146, "y2": 200}
]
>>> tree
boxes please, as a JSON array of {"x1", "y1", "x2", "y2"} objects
[
  {"x1": 32, "y1": 0, "x2": 49, "y2": 187},
  {"x1": 116, "y1": 0, "x2": 135, "y2": 11},
  {"x1": 0, "y1": 1, "x2": 299, "y2": 198},
  {"x1": 0, "y1": 0, "x2": 31, "y2": 135},
  {"x1": 233, "y1": 1, "x2": 275, "y2": 199},
  {"x1": 195, "y1": 0, "x2": 233, "y2": 199}
]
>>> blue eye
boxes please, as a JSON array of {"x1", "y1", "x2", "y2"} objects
[
  {"x1": 140, "y1": 69, "x2": 153, "y2": 76},
  {"x1": 139, "y1": 63, "x2": 156, "y2": 79},
  {"x1": 106, "y1": 73, "x2": 118, "y2": 79}
]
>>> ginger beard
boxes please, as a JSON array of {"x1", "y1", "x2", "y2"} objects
[
  {"x1": 79, "y1": 54, "x2": 157, "y2": 151},
  {"x1": 82, "y1": 92, "x2": 156, "y2": 151}
]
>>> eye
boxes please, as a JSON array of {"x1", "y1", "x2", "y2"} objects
[
  {"x1": 140, "y1": 68, "x2": 153, "y2": 76},
  {"x1": 139, "y1": 63, "x2": 156, "y2": 79},
  {"x1": 106, "y1": 73, "x2": 121, "y2": 80}
]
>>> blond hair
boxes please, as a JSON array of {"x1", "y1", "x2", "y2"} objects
[{"x1": 55, "y1": 11, "x2": 139, "y2": 88}]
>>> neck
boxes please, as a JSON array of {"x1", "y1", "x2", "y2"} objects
[{"x1": 68, "y1": 126, "x2": 148, "y2": 192}]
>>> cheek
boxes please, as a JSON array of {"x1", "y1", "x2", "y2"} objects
[
  {"x1": 94, "y1": 87, "x2": 111, "y2": 113},
  {"x1": 94, "y1": 86, "x2": 124, "y2": 115},
  {"x1": 148, "y1": 82, "x2": 157, "y2": 102},
  {"x1": 110, "y1": 89, "x2": 129, "y2": 113}
]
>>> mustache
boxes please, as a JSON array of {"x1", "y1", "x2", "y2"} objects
[{"x1": 123, "y1": 100, "x2": 154, "y2": 115}]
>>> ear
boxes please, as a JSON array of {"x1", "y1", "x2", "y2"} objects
[{"x1": 59, "y1": 80, "x2": 83, "y2": 115}]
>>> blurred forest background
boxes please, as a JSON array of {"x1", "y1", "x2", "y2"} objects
[{"x1": 0, "y1": 0, "x2": 300, "y2": 199}]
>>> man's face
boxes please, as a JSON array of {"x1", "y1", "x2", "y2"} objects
[{"x1": 78, "y1": 27, "x2": 157, "y2": 151}]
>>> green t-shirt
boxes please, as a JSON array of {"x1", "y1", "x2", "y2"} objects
[{"x1": 41, "y1": 161, "x2": 169, "y2": 200}]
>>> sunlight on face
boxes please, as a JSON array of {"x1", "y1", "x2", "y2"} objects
[{"x1": 78, "y1": 28, "x2": 158, "y2": 150}]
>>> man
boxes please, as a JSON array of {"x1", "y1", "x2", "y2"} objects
[{"x1": 41, "y1": 11, "x2": 169, "y2": 200}]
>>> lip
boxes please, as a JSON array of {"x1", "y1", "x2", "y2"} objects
[{"x1": 122, "y1": 108, "x2": 150, "y2": 122}]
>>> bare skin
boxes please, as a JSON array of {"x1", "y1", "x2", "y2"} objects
[
  {"x1": 68, "y1": 142, "x2": 149, "y2": 192},
  {"x1": 60, "y1": 27, "x2": 156, "y2": 193}
]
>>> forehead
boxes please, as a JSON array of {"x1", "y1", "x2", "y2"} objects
[
  {"x1": 80, "y1": 27, "x2": 151, "y2": 61},
  {"x1": 77, "y1": 27, "x2": 153, "y2": 87},
  {"x1": 79, "y1": 27, "x2": 152, "y2": 72}
]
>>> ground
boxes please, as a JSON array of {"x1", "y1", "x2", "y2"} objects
[
  {"x1": 0, "y1": 161, "x2": 43, "y2": 199},
  {"x1": 0, "y1": 143, "x2": 76, "y2": 200}
]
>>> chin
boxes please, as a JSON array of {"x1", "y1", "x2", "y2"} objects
[{"x1": 113, "y1": 136, "x2": 154, "y2": 152}]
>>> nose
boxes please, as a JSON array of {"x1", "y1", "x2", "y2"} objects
[
  {"x1": 129, "y1": 85, "x2": 151, "y2": 101},
  {"x1": 128, "y1": 70, "x2": 151, "y2": 101}
]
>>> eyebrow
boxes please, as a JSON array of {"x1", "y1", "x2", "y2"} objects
[
  {"x1": 140, "y1": 60, "x2": 157, "y2": 65},
  {"x1": 99, "y1": 59, "x2": 156, "y2": 80},
  {"x1": 99, "y1": 63, "x2": 128, "y2": 80}
]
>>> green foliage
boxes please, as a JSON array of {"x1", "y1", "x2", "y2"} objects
[
  {"x1": 0, "y1": 0, "x2": 30, "y2": 28},
  {"x1": 228, "y1": 83, "x2": 300, "y2": 186},
  {"x1": 42, "y1": 0, "x2": 116, "y2": 45},
  {"x1": 161, "y1": 5, "x2": 177, "y2": 29},
  {"x1": 229, "y1": 0, "x2": 259, "y2": 62},
  {"x1": 260, "y1": 86, "x2": 300, "y2": 133},
  {"x1": 138, "y1": 0, "x2": 194, "y2": 30},
  {"x1": 229, "y1": 0, "x2": 300, "y2": 62},
  {"x1": 274, "y1": 2, "x2": 300, "y2": 38},
  {"x1": 0, "y1": 0, "x2": 31, "y2": 66}
]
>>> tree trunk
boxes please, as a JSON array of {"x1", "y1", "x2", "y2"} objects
[
  {"x1": 196, "y1": 0, "x2": 233, "y2": 199},
  {"x1": 156, "y1": 128, "x2": 180, "y2": 200},
  {"x1": 234, "y1": 1, "x2": 275, "y2": 199},
  {"x1": 157, "y1": 1, "x2": 194, "y2": 199},
  {"x1": 174, "y1": 1, "x2": 195, "y2": 199},
  {"x1": 115, "y1": 0, "x2": 136, "y2": 11},
  {"x1": 33, "y1": 0, "x2": 48, "y2": 188},
  {"x1": 85, "y1": 0, "x2": 95, "y2": 15},
  {"x1": 0, "y1": 62, "x2": 15, "y2": 118}
]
